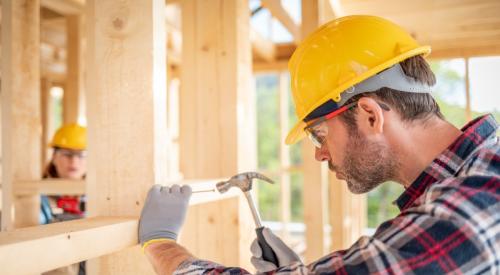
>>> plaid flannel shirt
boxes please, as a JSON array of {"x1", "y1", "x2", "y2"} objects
[{"x1": 175, "y1": 115, "x2": 499, "y2": 275}]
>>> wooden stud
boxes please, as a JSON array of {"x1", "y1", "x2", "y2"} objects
[
  {"x1": 300, "y1": 0, "x2": 328, "y2": 263},
  {"x1": 41, "y1": 78, "x2": 54, "y2": 167},
  {"x1": 261, "y1": 0, "x2": 301, "y2": 43},
  {"x1": 85, "y1": 0, "x2": 168, "y2": 273},
  {"x1": 179, "y1": 0, "x2": 255, "y2": 270},
  {"x1": 279, "y1": 72, "x2": 291, "y2": 240},
  {"x1": 64, "y1": 14, "x2": 84, "y2": 124},
  {"x1": 180, "y1": 0, "x2": 256, "y2": 178},
  {"x1": 1, "y1": 0, "x2": 42, "y2": 230}
]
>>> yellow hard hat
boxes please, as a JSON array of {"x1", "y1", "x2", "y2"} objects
[
  {"x1": 49, "y1": 123, "x2": 87, "y2": 150},
  {"x1": 286, "y1": 15, "x2": 431, "y2": 145}
]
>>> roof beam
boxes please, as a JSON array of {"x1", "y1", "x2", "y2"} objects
[
  {"x1": 250, "y1": 29, "x2": 276, "y2": 62},
  {"x1": 261, "y1": 0, "x2": 301, "y2": 44},
  {"x1": 40, "y1": 0, "x2": 84, "y2": 15}
]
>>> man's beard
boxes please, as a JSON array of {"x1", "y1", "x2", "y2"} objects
[{"x1": 329, "y1": 128, "x2": 399, "y2": 194}]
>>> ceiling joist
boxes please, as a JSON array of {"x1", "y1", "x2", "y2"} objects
[{"x1": 261, "y1": 0, "x2": 301, "y2": 44}]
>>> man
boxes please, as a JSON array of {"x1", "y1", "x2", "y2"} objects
[{"x1": 139, "y1": 15, "x2": 499, "y2": 274}]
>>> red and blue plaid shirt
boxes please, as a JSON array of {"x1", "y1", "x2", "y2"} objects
[{"x1": 176, "y1": 115, "x2": 499, "y2": 274}]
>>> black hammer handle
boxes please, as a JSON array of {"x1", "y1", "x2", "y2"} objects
[{"x1": 256, "y1": 226, "x2": 279, "y2": 266}]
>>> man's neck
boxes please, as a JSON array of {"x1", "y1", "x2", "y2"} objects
[{"x1": 391, "y1": 117, "x2": 462, "y2": 188}]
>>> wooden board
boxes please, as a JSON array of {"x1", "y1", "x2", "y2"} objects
[
  {"x1": 300, "y1": 0, "x2": 328, "y2": 263},
  {"x1": 180, "y1": 0, "x2": 256, "y2": 178},
  {"x1": 329, "y1": 177, "x2": 367, "y2": 251},
  {"x1": 63, "y1": 14, "x2": 83, "y2": 124},
  {"x1": 0, "y1": 217, "x2": 137, "y2": 275},
  {"x1": 261, "y1": 0, "x2": 301, "y2": 43},
  {"x1": 41, "y1": 78, "x2": 54, "y2": 167},
  {"x1": 179, "y1": 0, "x2": 255, "y2": 270},
  {"x1": 85, "y1": 0, "x2": 168, "y2": 273},
  {"x1": 13, "y1": 179, "x2": 86, "y2": 196},
  {"x1": 1, "y1": 0, "x2": 42, "y2": 230}
]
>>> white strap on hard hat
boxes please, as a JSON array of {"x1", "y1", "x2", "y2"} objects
[{"x1": 337, "y1": 63, "x2": 434, "y2": 106}]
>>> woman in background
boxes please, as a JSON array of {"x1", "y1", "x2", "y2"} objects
[{"x1": 41, "y1": 123, "x2": 86, "y2": 275}]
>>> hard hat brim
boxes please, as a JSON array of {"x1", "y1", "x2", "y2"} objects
[{"x1": 285, "y1": 120, "x2": 307, "y2": 145}]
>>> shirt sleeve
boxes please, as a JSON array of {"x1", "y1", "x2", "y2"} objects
[{"x1": 174, "y1": 177, "x2": 497, "y2": 274}]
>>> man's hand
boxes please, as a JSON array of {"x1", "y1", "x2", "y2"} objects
[
  {"x1": 139, "y1": 184, "x2": 192, "y2": 248},
  {"x1": 250, "y1": 227, "x2": 302, "y2": 272}
]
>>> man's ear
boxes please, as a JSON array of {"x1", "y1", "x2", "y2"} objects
[{"x1": 356, "y1": 97, "x2": 385, "y2": 135}]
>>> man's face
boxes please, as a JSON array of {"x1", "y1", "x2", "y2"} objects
[{"x1": 314, "y1": 117, "x2": 399, "y2": 194}]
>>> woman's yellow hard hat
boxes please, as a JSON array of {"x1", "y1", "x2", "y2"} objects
[
  {"x1": 286, "y1": 15, "x2": 431, "y2": 145},
  {"x1": 49, "y1": 123, "x2": 87, "y2": 150}
]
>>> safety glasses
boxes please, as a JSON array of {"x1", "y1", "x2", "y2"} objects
[
  {"x1": 303, "y1": 102, "x2": 357, "y2": 148},
  {"x1": 303, "y1": 101, "x2": 390, "y2": 148},
  {"x1": 55, "y1": 148, "x2": 87, "y2": 159}
]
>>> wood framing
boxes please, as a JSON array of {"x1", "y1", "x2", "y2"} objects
[
  {"x1": 180, "y1": 0, "x2": 256, "y2": 177},
  {"x1": 0, "y1": 217, "x2": 138, "y2": 275},
  {"x1": 180, "y1": 0, "x2": 256, "y2": 269},
  {"x1": 63, "y1": 14, "x2": 84, "y2": 124},
  {"x1": 329, "y1": 181, "x2": 367, "y2": 250},
  {"x1": 0, "y1": 178, "x2": 244, "y2": 275},
  {"x1": 1, "y1": 0, "x2": 42, "y2": 230},
  {"x1": 13, "y1": 180, "x2": 86, "y2": 196},
  {"x1": 300, "y1": 0, "x2": 329, "y2": 263},
  {"x1": 279, "y1": 72, "x2": 291, "y2": 239},
  {"x1": 41, "y1": 0, "x2": 84, "y2": 15},
  {"x1": 261, "y1": 0, "x2": 301, "y2": 44},
  {"x1": 41, "y1": 78, "x2": 54, "y2": 167},
  {"x1": 85, "y1": 0, "x2": 168, "y2": 273},
  {"x1": 250, "y1": 29, "x2": 277, "y2": 62}
]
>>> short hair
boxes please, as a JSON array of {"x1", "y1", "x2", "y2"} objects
[{"x1": 340, "y1": 55, "x2": 444, "y2": 129}]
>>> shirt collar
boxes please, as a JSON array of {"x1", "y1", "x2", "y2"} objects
[{"x1": 395, "y1": 114, "x2": 498, "y2": 211}]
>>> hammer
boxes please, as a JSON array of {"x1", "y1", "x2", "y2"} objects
[{"x1": 216, "y1": 172, "x2": 279, "y2": 266}]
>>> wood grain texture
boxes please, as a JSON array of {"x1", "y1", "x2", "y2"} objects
[
  {"x1": 85, "y1": 0, "x2": 167, "y2": 273},
  {"x1": 0, "y1": 217, "x2": 138, "y2": 275},
  {"x1": 1, "y1": 0, "x2": 42, "y2": 230},
  {"x1": 300, "y1": 0, "x2": 328, "y2": 263},
  {"x1": 64, "y1": 14, "x2": 84, "y2": 124},
  {"x1": 179, "y1": 0, "x2": 255, "y2": 270}
]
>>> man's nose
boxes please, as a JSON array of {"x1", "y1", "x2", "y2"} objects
[{"x1": 315, "y1": 145, "x2": 330, "y2": 162}]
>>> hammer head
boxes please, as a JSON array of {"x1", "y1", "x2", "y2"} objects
[{"x1": 216, "y1": 172, "x2": 274, "y2": 193}]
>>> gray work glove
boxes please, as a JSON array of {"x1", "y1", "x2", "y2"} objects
[
  {"x1": 250, "y1": 227, "x2": 302, "y2": 273},
  {"x1": 139, "y1": 184, "x2": 192, "y2": 247}
]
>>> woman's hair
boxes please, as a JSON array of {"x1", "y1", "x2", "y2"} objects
[{"x1": 43, "y1": 161, "x2": 59, "y2": 179}]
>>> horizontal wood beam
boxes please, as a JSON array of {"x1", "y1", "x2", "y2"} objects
[
  {"x1": 253, "y1": 59, "x2": 289, "y2": 72},
  {"x1": 429, "y1": 44, "x2": 500, "y2": 59},
  {"x1": 0, "y1": 178, "x2": 242, "y2": 275},
  {"x1": 14, "y1": 179, "x2": 85, "y2": 196},
  {"x1": 261, "y1": 0, "x2": 301, "y2": 43},
  {"x1": 41, "y1": 0, "x2": 84, "y2": 15},
  {"x1": 0, "y1": 217, "x2": 137, "y2": 275},
  {"x1": 11, "y1": 178, "x2": 239, "y2": 204},
  {"x1": 250, "y1": 29, "x2": 276, "y2": 62}
]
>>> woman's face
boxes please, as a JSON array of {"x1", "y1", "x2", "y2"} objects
[{"x1": 52, "y1": 148, "x2": 87, "y2": 179}]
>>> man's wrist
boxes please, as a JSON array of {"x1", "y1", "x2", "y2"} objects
[
  {"x1": 142, "y1": 238, "x2": 175, "y2": 252},
  {"x1": 144, "y1": 239, "x2": 193, "y2": 274}
]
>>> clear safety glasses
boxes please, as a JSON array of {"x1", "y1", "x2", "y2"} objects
[
  {"x1": 304, "y1": 101, "x2": 390, "y2": 148},
  {"x1": 56, "y1": 148, "x2": 87, "y2": 159},
  {"x1": 303, "y1": 102, "x2": 357, "y2": 148}
]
